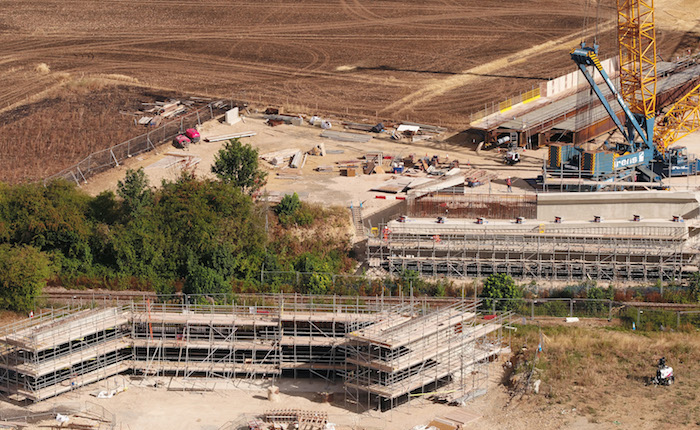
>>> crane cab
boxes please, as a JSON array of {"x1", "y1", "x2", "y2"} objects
[{"x1": 667, "y1": 146, "x2": 688, "y2": 164}]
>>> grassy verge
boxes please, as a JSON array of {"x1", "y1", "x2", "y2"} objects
[{"x1": 511, "y1": 323, "x2": 700, "y2": 427}]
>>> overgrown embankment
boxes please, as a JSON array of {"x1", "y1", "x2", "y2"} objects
[
  {"x1": 510, "y1": 324, "x2": 700, "y2": 428},
  {"x1": 0, "y1": 172, "x2": 355, "y2": 311}
]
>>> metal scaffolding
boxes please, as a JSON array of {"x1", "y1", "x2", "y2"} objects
[
  {"x1": 343, "y1": 301, "x2": 510, "y2": 411},
  {"x1": 368, "y1": 222, "x2": 697, "y2": 281},
  {"x1": 0, "y1": 295, "x2": 508, "y2": 409}
]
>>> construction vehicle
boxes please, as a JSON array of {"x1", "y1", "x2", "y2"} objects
[
  {"x1": 649, "y1": 357, "x2": 674, "y2": 386},
  {"x1": 173, "y1": 134, "x2": 191, "y2": 149},
  {"x1": 185, "y1": 128, "x2": 200, "y2": 143},
  {"x1": 547, "y1": 0, "x2": 700, "y2": 187},
  {"x1": 503, "y1": 150, "x2": 521, "y2": 165}
]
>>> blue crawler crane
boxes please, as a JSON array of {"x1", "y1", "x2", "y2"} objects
[{"x1": 547, "y1": 43, "x2": 700, "y2": 188}]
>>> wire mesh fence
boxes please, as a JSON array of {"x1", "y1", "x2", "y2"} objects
[
  {"x1": 43, "y1": 101, "x2": 227, "y2": 186},
  {"x1": 38, "y1": 281, "x2": 700, "y2": 332}
]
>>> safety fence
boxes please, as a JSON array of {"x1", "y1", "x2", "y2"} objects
[
  {"x1": 479, "y1": 297, "x2": 700, "y2": 331},
  {"x1": 43, "y1": 101, "x2": 228, "y2": 186},
  {"x1": 38, "y1": 286, "x2": 700, "y2": 332},
  {"x1": 0, "y1": 402, "x2": 115, "y2": 429}
]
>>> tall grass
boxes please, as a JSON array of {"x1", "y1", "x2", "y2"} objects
[
  {"x1": 0, "y1": 83, "x2": 178, "y2": 183},
  {"x1": 514, "y1": 324, "x2": 700, "y2": 426}
]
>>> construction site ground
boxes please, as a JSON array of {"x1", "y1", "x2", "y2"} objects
[
  {"x1": 0, "y1": 360, "x2": 596, "y2": 430},
  {"x1": 80, "y1": 113, "x2": 700, "y2": 220},
  {"x1": 79, "y1": 114, "x2": 543, "y2": 213},
  {"x1": 3, "y1": 318, "x2": 697, "y2": 430}
]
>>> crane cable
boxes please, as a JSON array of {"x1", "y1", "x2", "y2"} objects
[
  {"x1": 582, "y1": 0, "x2": 591, "y2": 45},
  {"x1": 594, "y1": 0, "x2": 601, "y2": 46}
]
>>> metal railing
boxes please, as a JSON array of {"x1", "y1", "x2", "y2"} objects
[{"x1": 469, "y1": 86, "x2": 541, "y2": 124}]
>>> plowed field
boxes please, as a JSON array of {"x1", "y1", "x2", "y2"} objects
[{"x1": 0, "y1": 1, "x2": 696, "y2": 128}]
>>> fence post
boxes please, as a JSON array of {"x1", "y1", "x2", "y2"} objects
[
  {"x1": 608, "y1": 300, "x2": 613, "y2": 321},
  {"x1": 531, "y1": 300, "x2": 535, "y2": 320},
  {"x1": 677, "y1": 311, "x2": 681, "y2": 328},
  {"x1": 569, "y1": 299, "x2": 573, "y2": 317},
  {"x1": 110, "y1": 149, "x2": 119, "y2": 167}
]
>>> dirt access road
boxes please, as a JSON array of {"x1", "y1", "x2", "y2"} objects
[{"x1": 1, "y1": 0, "x2": 696, "y2": 130}]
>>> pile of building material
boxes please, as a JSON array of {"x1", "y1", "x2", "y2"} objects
[
  {"x1": 159, "y1": 101, "x2": 188, "y2": 119},
  {"x1": 309, "y1": 116, "x2": 332, "y2": 129},
  {"x1": 264, "y1": 114, "x2": 304, "y2": 126},
  {"x1": 392, "y1": 122, "x2": 447, "y2": 142},
  {"x1": 204, "y1": 131, "x2": 256, "y2": 143},
  {"x1": 136, "y1": 100, "x2": 190, "y2": 127},
  {"x1": 290, "y1": 151, "x2": 307, "y2": 169},
  {"x1": 260, "y1": 148, "x2": 302, "y2": 167},
  {"x1": 343, "y1": 121, "x2": 384, "y2": 133},
  {"x1": 465, "y1": 169, "x2": 498, "y2": 187},
  {"x1": 321, "y1": 130, "x2": 372, "y2": 143},
  {"x1": 263, "y1": 410, "x2": 328, "y2": 430},
  {"x1": 146, "y1": 152, "x2": 201, "y2": 171},
  {"x1": 308, "y1": 142, "x2": 326, "y2": 156},
  {"x1": 423, "y1": 410, "x2": 481, "y2": 430}
]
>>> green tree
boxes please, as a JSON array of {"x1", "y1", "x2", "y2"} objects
[
  {"x1": 212, "y1": 139, "x2": 267, "y2": 194},
  {"x1": 276, "y1": 192, "x2": 301, "y2": 217},
  {"x1": 397, "y1": 269, "x2": 423, "y2": 295},
  {"x1": 0, "y1": 244, "x2": 55, "y2": 312},
  {"x1": 482, "y1": 273, "x2": 522, "y2": 311},
  {"x1": 117, "y1": 168, "x2": 152, "y2": 216},
  {"x1": 183, "y1": 263, "x2": 229, "y2": 296}
]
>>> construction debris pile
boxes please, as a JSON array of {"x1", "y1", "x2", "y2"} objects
[
  {"x1": 246, "y1": 409, "x2": 330, "y2": 430},
  {"x1": 146, "y1": 152, "x2": 201, "y2": 172},
  {"x1": 135, "y1": 99, "x2": 194, "y2": 127}
]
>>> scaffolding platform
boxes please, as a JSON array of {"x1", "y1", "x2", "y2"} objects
[
  {"x1": 0, "y1": 298, "x2": 508, "y2": 409},
  {"x1": 369, "y1": 218, "x2": 698, "y2": 281}
]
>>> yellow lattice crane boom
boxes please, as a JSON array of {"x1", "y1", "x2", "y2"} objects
[
  {"x1": 617, "y1": 0, "x2": 700, "y2": 159},
  {"x1": 655, "y1": 83, "x2": 700, "y2": 155},
  {"x1": 617, "y1": 0, "x2": 657, "y2": 121}
]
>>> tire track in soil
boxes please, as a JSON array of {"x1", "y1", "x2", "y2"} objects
[
  {"x1": 379, "y1": 19, "x2": 616, "y2": 116},
  {"x1": 0, "y1": 1, "x2": 604, "y2": 122}
]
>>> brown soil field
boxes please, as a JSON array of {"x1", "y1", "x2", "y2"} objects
[
  {"x1": 0, "y1": 82, "x2": 197, "y2": 183},
  {"x1": 1, "y1": 0, "x2": 698, "y2": 133}
]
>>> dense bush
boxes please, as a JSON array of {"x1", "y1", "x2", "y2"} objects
[
  {"x1": 0, "y1": 163, "x2": 358, "y2": 308},
  {"x1": 482, "y1": 273, "x2": 523, "y2": 311},
  {"x1": 0, "y1": 244, "x2": 55, "y2": 311},
  {"x1": 275, "y1": 193, "x2": 314, "y2": 228}
]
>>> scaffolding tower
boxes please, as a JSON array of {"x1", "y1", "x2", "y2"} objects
[
  {"x1": 0, "y1": 295, "x2": 507, "y2": 409},
  {"x1": 343, "y1": 301, "x2": 510, "y2": 411},
  {"x1": 368, "y1": 219, "x2": 698, "y2": 281}
]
